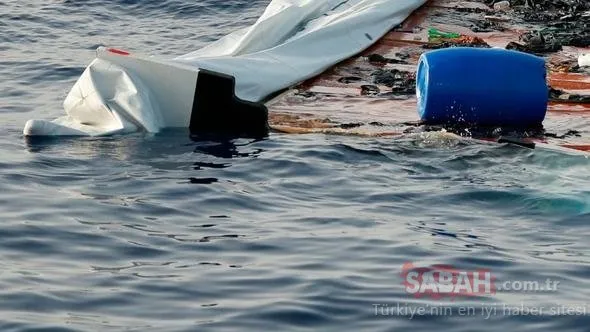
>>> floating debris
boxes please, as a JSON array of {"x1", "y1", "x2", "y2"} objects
[
  {"x1": 339, "y1": 122, "x2": 364, "y2": 129},
  {"x1": 367, "y1": 53, "x2": 408, "y2": 64},
  {"x1": 294, "y1": 90, "x2": 316, "y2": 98},
  {"x1": 549, "y1": 87, "x2": 590, "y2": 103},
  {"x1": 544, "y1": 130, "x2": 581, "y2": 139},
  {"x1": 493, "y1": 1, "x2": 511, "y2": 11},
  {"x1": 360, "y1": 85, "x2": 380, "y2": 95},
  {"x1": 425, "y1": 35, "x2": 491, "y2": 49},
  {"x1": 511, "y1": 0, "x2": 590, "y2": 48},
  {"x1": 506, "y1": 31, "x2": 562, "y2": 54},
  {"x1": 371, "y1": 69, "x2": 416, "y2": 94},
  {"x1": 338, "y1": 76, "x2": 363, "y2": 84}
]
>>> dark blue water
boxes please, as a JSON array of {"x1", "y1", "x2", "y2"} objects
[{"x1": 2, "y1": 1, "x2": 590, "y2": 331}]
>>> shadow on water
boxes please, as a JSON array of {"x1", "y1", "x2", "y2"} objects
[
  {"x1": 23, "y1": 129, "x2": 267, "y2": 185},
  {"x1": 190, "y1": 133, "x2": 265, "y2": 159},
  {"x1": 24, "y1": 129, "x2": 265, "y2": 155},
  {"x1": 189, "y1": 133, "x2": 265, "y2": 184}
]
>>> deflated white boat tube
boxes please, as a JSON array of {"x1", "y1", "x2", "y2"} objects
[{"x1": 23, "y1": 0, "x2": 427, "y2": 137}]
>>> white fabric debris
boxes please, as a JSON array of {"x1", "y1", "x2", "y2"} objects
[{"x1": 24, "y1": 0, "x2": 427, "y2": 136}]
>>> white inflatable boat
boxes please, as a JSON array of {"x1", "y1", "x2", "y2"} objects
[{"x1": 23, "y1": 0, "x2": 427, "y2": 137}]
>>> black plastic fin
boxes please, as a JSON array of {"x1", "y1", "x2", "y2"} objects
[
  {"x1": 497, "y1": 136, "x2": 536, "y2": 149},
  {"x1": 190, "y1": 69, "x2": 269, "y2": 138}
]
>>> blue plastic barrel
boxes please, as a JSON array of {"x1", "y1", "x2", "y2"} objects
[{"x1": 416, "y1": 48, "x2": 548, "y2": 127}]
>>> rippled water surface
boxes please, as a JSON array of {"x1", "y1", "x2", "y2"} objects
[{"x1": 2, "y1": 1, "x2": 590, "y2": 331}]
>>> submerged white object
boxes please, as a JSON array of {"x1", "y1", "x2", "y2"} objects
[
  {"x1": 493, "y1": 1, "x2": 511, "y2": 11},
  {"x1": 23, "y1": 0, "x2": 427, "y2": 136},
  {"x1": 579, "y1": 54, "x2": 590, "y2": 67}
]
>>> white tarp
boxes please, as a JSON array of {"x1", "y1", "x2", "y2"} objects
[{"x1": 23, "y1": 0, "x2": 427, "y2": 136}]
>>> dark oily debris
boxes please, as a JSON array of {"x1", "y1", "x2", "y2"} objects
[
  {"x1": 506, "y1": 31, "x2": 562, "y2": 54},
  {"x1": 339, "y1": 122, "x2": 364, "y2": 129},
  {"x1": 338, "y1": 121, "x2": 387, "y2": 129},
  {"x1": 568, "y1": 64, "x2": 582, "y2": 73},
  {"x1": 338, "y1": 76, "x2": 363, "y2": 84},
  {"x1": 569, "y1": 65, "x2": 590, "y2": 74},
  {"x1": 360, "y1": 85, "x2": 380, "y2": 96},
  {"x1": 512, "y1": 27, "x2": 590, "y2": 50},
  {"x1": 429, "y1": 6, "x2": 506, "y2": 33},
  {"x1": 424, "y1": 35, "x2": 491, "y2": 49},
  {"x1": 471, "y1": 18, "x2": 505, "y2": 32},
  {"x1": 549, "y1": 87, "x2": 590, "y2": 103},
  {"x1": 510, "y1": 0, "x2": 590, "y2": 18},
  {"x1": 446, "y1": 6, "x2": 492, "y2": 14},
  {"x1": 371, "y1": 69, "x2": 416, "y2": 94},
  {"x1": 294, "y1": 90, "x2": 316, "y2": 98},
  {"x1": 551, "y1": 58, "x2": 581, "y2": 73},
  {"x1": 396, "y1": 51, "x2": 411, "y2": 60},
  {"x1": 497, "y1": 0, "x2": 590, "y2": 49},
  {"x1": 378, "y1": 92, "x2": 415, "y2": 100},
  {"x1": 545, "y1": 130, "x2": 582, "y2": 139},
  {"x1": 367, "y1": 53, "x2": 408, "y2": 64},
  {"x1": 497, "y1": 137, "x2": 537, "y2": 149},
  {"x1": 338, "y1": 121, "x2": 390, "y2": 129},
  {"x1": 368, "y1": 54, "x2": 388, "y2": 63},
  {"x1": 483, "y1": 0, "x2": 590, "y2": 13}
]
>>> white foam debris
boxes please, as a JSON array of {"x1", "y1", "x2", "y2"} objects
[{"x1": 493, "y1": 1, "x2": 511, "y2": 11}]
